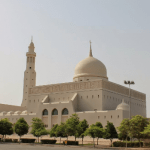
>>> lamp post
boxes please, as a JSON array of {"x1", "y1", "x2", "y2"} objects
[{"x1": 124, "y1": 80, "x2": 135, "y2": 119}]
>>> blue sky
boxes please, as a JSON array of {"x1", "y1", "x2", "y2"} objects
[{"x1": 0, "y1": 0, "x2": 150, "y2": 117}]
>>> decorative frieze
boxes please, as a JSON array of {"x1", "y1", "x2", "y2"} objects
[{"x1": 29, "y1": 80, "x2": 146, "y2": 100}]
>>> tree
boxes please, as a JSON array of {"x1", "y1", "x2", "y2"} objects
[
  {"x1": 77, "y1": 119, "x2": 89, "y2": 145},
  {"x1": 0, "y1": 118, "x2": 13, "y2": 141},
  {"x1": 94, "y1": 122, "x2": 103, "y2": 145},
  {"x1": 84, "y1": 125, "x2": 103, "y2": 147},
  {"x1": 95, "y1": 122, "x2": 103, "y2": 128},
  {"x1": 55, "y1": 122, "x2": 67, "y2": 144},
  {"x1": 49, "y1": 124, "x2": 58, "y2": 138},
  {"x1": 103, "y1": 121, "x2": 118, "y2": 147},
  {"x1": 14, "y1": 118, "x2": 29, "y2": 142},
  {"x1": 30, "y1": 118, "x2": 48, "y2": 143},
  {"x1": 118, "y1": 133, "x2": 130, "y2": 141},
  {"x1": 65, "y1": 114, "x2": 80, "y2": 141},
  {"x1": 117, "y1": 118, "x2": 130, "y2": 147},
  {"x1": 141, "y1": 122, "x2": 150, "y2": 137},
  {"x1": 130, "y1": 115, "x2": 148, "y2": 147}
]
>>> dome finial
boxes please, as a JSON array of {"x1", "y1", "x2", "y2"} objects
[{"x1": 89, "y1": 40, "x2": 93, "y2": 57}]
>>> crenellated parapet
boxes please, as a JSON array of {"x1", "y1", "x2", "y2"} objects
[{"x1": 28, "y1": 80, "x2": 146, "y2": 101}]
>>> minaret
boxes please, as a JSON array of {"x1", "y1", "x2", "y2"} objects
[{"x1": 21, "y1": 38, "x2": 36, "y2": 107}]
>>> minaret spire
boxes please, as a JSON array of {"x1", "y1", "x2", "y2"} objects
[
  {"x1": 31, "y1": 36, "x2": 33, "y2": 42},
  {"x1": 89, "y1": 40, "x2": 93, "y2": 57}
]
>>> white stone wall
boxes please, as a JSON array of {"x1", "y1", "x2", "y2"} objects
[{"x1": 102, "y1": 90, "x2": 146, "y2": 117}]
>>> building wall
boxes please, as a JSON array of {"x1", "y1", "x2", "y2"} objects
[
  {"x1": 0, "y1": 104, "x2": 26, "y2": 112},
  {"x1": 102, "y1": 90, "x2": 146, "y2": 117}
]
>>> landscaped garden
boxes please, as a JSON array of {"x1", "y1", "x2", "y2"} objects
[{"x1": 0, "y1": 114, "x2": 150, "y2": 148}]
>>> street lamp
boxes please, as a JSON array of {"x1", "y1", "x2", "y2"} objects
[{"x1": 124, "y1": 80, "x2": 135, "y2": 119}]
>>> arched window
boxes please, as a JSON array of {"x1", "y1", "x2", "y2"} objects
[
  {"x1": 62, "y1": 108, "x2": 68, "y2": 115},
  {"x1": 52, "y1": 109, "x2": 58, "y2": 115},
  {"x1": 43, "y1": 109, "x2": 48, "y2": 115}
]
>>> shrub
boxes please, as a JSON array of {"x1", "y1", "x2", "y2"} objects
[
  {"x1": 145, "y1": 142, "x2": 150, "y2": 147},
  {"x1": 21, "y1": 138, "x2": 35, "y2": 143},
  {"x1": 13, "y1": 139, "x2": 18, "y2": 143},
  {"x1": 63, "y1": 140, "x2": 78, "y2": 145},
  {"x1": 113, "y1": 141, "x2": 143, "y2": 147},
  {"x1": 4, "y1": 139, "x2": 12, "y2": 142},
  {"x1": 41, "y1": 139, "x2": 57, "y2": 144}
]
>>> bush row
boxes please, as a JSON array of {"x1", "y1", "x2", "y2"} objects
[
  {"x1": 0, "y1": 138, "x2": 58, "y2": 144},
  {"x1": 145, "y1": 142, "x2": 150, "y2": 147},
  {"x1": 63, "y1": 140, "x2": 79, "y2": 145},
  {"x1": 113, "y1": 141, "x2": 143, "y2": 147},
  {"x1": 41, "y1": 140, "x2": 56, "y2": 144}
]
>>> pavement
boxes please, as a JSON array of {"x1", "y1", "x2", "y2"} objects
[
  {"x1": 1, "y1": 143, "x2": 150, "y2": 150},
  {"x1": 0, "y1": 143, "x2": 118, "y2": 150}
]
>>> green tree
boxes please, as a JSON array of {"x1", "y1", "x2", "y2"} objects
[
  {"x1": 141, "y1": 122, "x2": 150, "y2": 137},
  {"x1": 84, "y1": 125, "x2": 103, "y2": 147},
  {"x1": 130, "y1": 115, "x2": 148, "y2": 147},
  {"x1": 30, "y1": 118, "x2": 48, "y2": 143},
  {"x1": 103, "y1": 121, "x2": 118, "y2": 147},
  {"x1": 118, "y1": 133, "x2": 130, "y2": 141},
  {"x1": 14, "y1": 118, "x2": 29, "y2": 142},
  {"x1": 49, "y1": 124, "x2": 58, "y2": 137},
  {"x1": 95, "y1": 122, "x2": 103, "y2": 128},
  {"x1": 77, "y1": 119, "x2": 89, "y2": 145},
  {"x1": 94, "y1": 122, "x2": 103, "y2": 145},
  {"x1": 55, "y1": 122, "x2": 67, "y2": 144},
  {"x1": 0, "y1": 118, "x2": 13, "y2": 141},
  {"x1": 65, "y1": 114, "x2": 80, "y2": 141},
  {"x1": 117, "y1": 118, "x2": 130, "y2": 147}
]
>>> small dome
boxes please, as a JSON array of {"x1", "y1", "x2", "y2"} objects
[
  {"x1": 21, "y1": 110, "x2": 27, "y2": 114},
  {"x1": 14, "y1": 111, "x2": 21, "y2": 115},
  {"x1": 73, "y1": 55, "x2": 108, "y2": 81},
  {"x1": 116, "y1": 99, "x2": 129, "y2": 111},
  {"x1": 6, "y1": 111, "x2": 14, "y2": 115},
  {"x1": 0, "y1": 111, "x2": 7, "y2": 114}
]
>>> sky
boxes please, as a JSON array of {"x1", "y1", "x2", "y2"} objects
[{"x1": 0, "y1": 0, "x2": 150, "y2": 116}]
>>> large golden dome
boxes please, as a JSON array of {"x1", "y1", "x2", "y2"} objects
[{"x1": 73, "y1": 44, "x2": 108, "y2": 81}]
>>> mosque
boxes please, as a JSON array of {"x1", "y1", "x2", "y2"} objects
[{"x1": 0, "y1": 40, "x2": 146, "y2": 128}]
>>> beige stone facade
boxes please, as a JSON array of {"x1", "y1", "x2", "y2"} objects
[{"x1": 0, "y1": 41, "x2": 146, "y2": 129}]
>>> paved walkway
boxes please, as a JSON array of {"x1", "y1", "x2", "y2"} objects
[{"x1": 0, "y1": 143, "x2": 117, "y2": 150}]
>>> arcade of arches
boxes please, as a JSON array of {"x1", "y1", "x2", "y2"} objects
[{"x1": 42, "y1": 108, "x2": 69, "y2": 127}]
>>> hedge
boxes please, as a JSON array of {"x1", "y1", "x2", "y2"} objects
[
  {"x1": 4, "y1": 139, "x2": 12, "y2": 142},
  {"x1": 41, "y1": 139, "x2": 57, "y2": 144},
  {"x1": 145, "y1": 142, "x2": 150, "y2": 147},
  {"x1": 21, "y1": 139, "x2": 36, "y2": 143},
  {"x1": 113, "y1": 141, "x2": 143, "y2": 147},
  {"x1": 63, "y1": 140, "x2": 78, "y2": 145},
  {"x1": 12, "y1": 139, "x2": 18, "y2": 143}
]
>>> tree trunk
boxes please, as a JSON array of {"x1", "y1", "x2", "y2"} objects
[
  {"x1": 19, "y1": 136, "x2": 21, "y2": 144},
  {"x1": 38, "y1": 137, "x2": 39, "y2": 143},
  {"x1": 110, "y1": 139, "x2": 113, "y2": 147},
  {"x1": 93, "y1": 138, "x2": 95, "y2": 148},
  {"x1": 82, "y1": 137, "x2": 83, "y2": 146},
  {"x1": 60, "y1": 137, "x2": 61, "y2": 144},
  {"x1": 97, "y1": 138, "x2": 98, "y2": 145},
  {"x1": 2, "y1": 135, "x2": 4, "y2": 143},
  {"x1": 126, "y1": 136, "x2": 127, "y2": 147},
  {"x1": 75, "y1": 136, "x2": 76, "y2": 142},
  {"x1": 139, "y1": 138, "x2": 141, "y2": 147}
]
